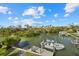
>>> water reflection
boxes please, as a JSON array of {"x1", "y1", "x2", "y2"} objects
[{"x1": 18, "y1": 41, "x2": 29, "y2": 48}]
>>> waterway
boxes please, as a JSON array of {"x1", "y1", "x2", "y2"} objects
[{"x1": 14, "y1": 34, "x2": 79, "y2": 56}]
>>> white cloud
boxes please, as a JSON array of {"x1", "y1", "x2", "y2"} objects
[
  {"x1": 8, "y1": 16, "x2": 19, "y2": 21},
  {"x1": 64, "y1": 3, "x2": 79, "y2": 17},
  {"x1": 22, "y1": 6, "x2": 45, "y2": 18},
  {"x1": 8, "y1": 17, "x2": 12, "y2": 20},
  {"x1": 22, "y1": 7, "x2": 35, "y2": 16},
  {"x1": 13, "y1": 20, "x2": 20, "y2": 25},
  {"x1": 64, "y1": 13, "x2": 69, "y2": 17},
  {"x1": 38, "y1": 6, "x2": 45, "y2": 16},
  {"x1": 0, "y1": 6, "x2": 10, "y2": 14},
  {"x1": 21, "y1": 19, "x2": 43, "y2": 26},
  {"x1": 8, "y1": 16, "x2": 20, "y2": 26},
  {"x1": 54, "y1": 13, "x2": 58, "y2": 18},
  {"x1": 64, "y1": 3, "x2": 79, "y2": 13},
  {"x1": 12, "y1": 19, "x2": 43, "y2": 26},
  {"x1": 14, "y1": 17, "x2": 19, "y2": 20},
  {"x1": 8, "y1": 11, "x2": 12, "y2": 14}
]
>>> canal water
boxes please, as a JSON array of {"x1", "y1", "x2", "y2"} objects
[
  {"x1": 15, "y1": 34, "x2": 79, "y2": 56},
  {"x1": 18, "y1": 41, "x2": 29, "y2": 48},
  {"x1": 40, "y1": 34, "x2": 79, "y2": 56}
]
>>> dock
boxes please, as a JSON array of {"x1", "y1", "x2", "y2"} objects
[
  {"x1": 59, "y1": 31, "x2": 79, "y2": 44},
  {"x1": 11, "y1": 46, "x2": 55, "y2": 56}
]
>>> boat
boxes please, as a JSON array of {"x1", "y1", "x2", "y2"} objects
[
  {"x1": 71, "y1": 39, "x2": 79, "y2": 44},
  {"x1": 41, "y1": 39, "x2": 65, "y2": 50},
  {"x1": 53, "y1": 43, "x2": 64, "y2": 50}
]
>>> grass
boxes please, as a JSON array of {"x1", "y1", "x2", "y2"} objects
[
  {"x1": 0, "y1": 48, "x2": 8, "y2": 56},
  {"x1": 21, "y1": 36, "x2": 39, "y2": 42},
  {"x1": 21, "y1": 36, "x2": 41, "y2": 45},
  {"x1": 0, "y1": 48, "x2": 13, "y2": 56}
]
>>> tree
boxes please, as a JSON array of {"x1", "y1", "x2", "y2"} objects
[{"x1": 1, "y1": 36, "x2": 21, "y2": 49}]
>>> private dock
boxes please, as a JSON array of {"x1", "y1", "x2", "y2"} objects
[{"x1": 59, "y1": 31, "x2": 79, "y2": 45}]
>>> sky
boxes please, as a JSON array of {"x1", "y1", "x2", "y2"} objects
[{"x1": 0, "y1": 3, "x2": 79, "y2": 27}]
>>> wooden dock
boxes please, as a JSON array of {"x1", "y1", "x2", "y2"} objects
[
  {"x1": 12, "y1": 47, "x2": 42, "y2": 56},
  {"x1": 12, "y1": 46, "x2": 55, "y2": 56}
]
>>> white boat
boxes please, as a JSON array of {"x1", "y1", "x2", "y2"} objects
[
  {"x1": 71, "y1": 39, "x2": 79, "y2": 44},
  {"x1": 43, "y1": 39, "x2": 64, "y2": 50},
  {"x1": 54, "y1": 43, "x2": 64, "y2": 50}
]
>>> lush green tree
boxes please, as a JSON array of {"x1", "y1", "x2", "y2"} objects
[
  {"x1": 0, "y1": 24, "x2": 78, "y2": 37},
  {"x1": 1, "y1": 36, "x2": 21, "y2": 49}
]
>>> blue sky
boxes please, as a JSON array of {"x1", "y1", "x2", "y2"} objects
[{"x1": 0, "y1": 3, "x2": 79, "y2": 27}]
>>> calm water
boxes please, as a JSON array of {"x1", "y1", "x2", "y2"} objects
[
  {"x1": 15, "y1": 34, "x2": 79, "y2": 56},
  {"x1": 39, "y1": 34, "x2": 79, "y2": 56},
  {"x1": 18, "y1": 41, "x2": 29, "y2": 48},
  {"x1": 55, "y1": 37, "x2": 79, "y2": 56}
]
